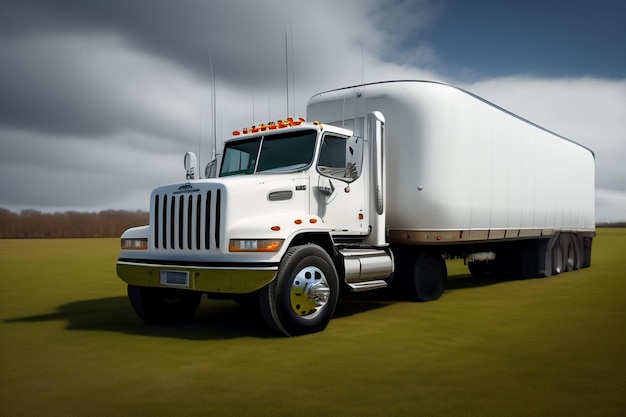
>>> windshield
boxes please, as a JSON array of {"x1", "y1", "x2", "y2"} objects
[{"x1": 220, "y1": 129, "x2": 317, "y2": 176}]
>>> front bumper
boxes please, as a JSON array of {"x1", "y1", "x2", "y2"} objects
[{"x1": 116, "y1": 260, "x2": 277, "y2": 294}]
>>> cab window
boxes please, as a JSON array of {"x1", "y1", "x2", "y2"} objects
[{"x1": 317, "y1": 134, "x2": 363, "y2": 182}]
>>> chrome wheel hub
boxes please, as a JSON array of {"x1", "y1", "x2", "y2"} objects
[{"x1": 289, "y1": 266, "x2": 330, "y2": 320}]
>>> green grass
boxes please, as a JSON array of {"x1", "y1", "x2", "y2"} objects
[{"x1": 1, "y1": 230, "x2": 625, "y2": 417}]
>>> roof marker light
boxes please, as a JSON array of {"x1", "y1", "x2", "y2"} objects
[{"x1": 235, "y1": 117, "x2": 307, "y2": 136}]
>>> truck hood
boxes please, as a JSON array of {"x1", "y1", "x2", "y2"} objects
[{"x1": 132, "y1": 174, "x2": 311, "y2": 262}]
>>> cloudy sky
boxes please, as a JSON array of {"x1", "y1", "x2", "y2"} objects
[{"x1": 1, "y1": 0, "x2": 624, "y2": 221}]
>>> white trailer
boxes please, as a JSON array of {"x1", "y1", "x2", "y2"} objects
[{"x1": 117, "y1": 80, "x2": 595, "y2": 336}]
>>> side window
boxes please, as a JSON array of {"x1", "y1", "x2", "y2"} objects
[{"x1": 317, "y1": 134, "x2": 363, "y2": 182}]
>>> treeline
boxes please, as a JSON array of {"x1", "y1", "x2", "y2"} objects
[
  {"x1": 0, "y1": 207, "x2": 624, "y2": 239},
  {"x1": 0, "y1": 208, "x2": 149, "y2": 238},
  {"x1": 597, "y1": 221, "x2": 626, "y2": 228}
]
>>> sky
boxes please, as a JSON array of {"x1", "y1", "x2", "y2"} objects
[{"x1": 0, "y1": 0, "x2": 624, "y2": 222}]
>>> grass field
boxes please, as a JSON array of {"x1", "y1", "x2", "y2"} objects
[{"x1": 1, "y1": 230, "x2": 625, "y2": 417}]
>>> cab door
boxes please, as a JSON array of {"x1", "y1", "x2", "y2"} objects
[{"x1": 313, "y1": 133, "x2": 367, "y2": 237}]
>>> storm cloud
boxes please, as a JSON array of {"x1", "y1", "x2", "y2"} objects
[{"x1": 0, "y1": 0, "x2": 624, "y2": 221}]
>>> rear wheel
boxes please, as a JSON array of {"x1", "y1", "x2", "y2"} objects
[
  {"x1": 565, "y1": 240, "x2": 578, "y2": 272},
  {"x1": 259, "y1": 244, "x2": 339, "y2": 336},
  {"x1": 552, "y1": 243, "x2": 564, "y2": 275},
  {"x1": 127, "y1": 285, "x2": 201, "y2": 324},
  {"x1": 399, "y1": 252, "x2": 447, "y2": 302}
]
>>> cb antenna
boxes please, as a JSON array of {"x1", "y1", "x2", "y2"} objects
[
  {"x1": 285, "y1": 26, "x2": 289, "y2": 118},
  {"x1": 207, "y1": 45, "x2": 217, "y2": 163},
  {"x1": 285, "y1": 23, "x2": 295, "y2": 118},
  {"x1": 360, "y1": 44, "x2": 365, "y2": 87}
]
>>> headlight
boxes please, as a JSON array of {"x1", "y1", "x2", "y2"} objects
[
  {"x1": 121, "y1": 238, "x2": 148, "y2": 250},
  {"x1": 229, "y1": 239, "x2": 284, "y2": 252}
]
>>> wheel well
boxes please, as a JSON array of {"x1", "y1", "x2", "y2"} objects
[
  {"x1": 289, "y1": 232, "x2": 334, "y2": 253},
  {"x1": 287, "y1": 233, "x2": 343, "y2": 282}
]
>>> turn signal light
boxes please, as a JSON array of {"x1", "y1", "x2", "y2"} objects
[
  {"x1": 229, "y1": 239, "x2": 284, "y2": 252},
  {"x1": 121, "y1": 238, "x2": 148, "y2": 250}
]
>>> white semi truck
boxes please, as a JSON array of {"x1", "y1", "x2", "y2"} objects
[{"x1": 117, "y1": 80, "x2": 595, "y2": 336}]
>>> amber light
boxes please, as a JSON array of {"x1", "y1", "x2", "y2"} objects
[
  {"x1": 121, "y1": 238, "x2": 148, "y2": 250},
  {"x1": 229, "y1": 239, "x2": 284, "y2": 252},
  {"x1": 233, "y1": 117, "x2": 307, "y2": 136}
]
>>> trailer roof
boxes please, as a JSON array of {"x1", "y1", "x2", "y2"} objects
[{"x1": 310, "y1": 80, "x2": 595, "y2": 158}]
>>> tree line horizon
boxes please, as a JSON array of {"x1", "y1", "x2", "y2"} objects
[
  {"x1": 0, "y1": 207, "x2": 149, "y2": 238},
  {"x1": 0, "y1": 207, "x2": 623, "y2": 239}
]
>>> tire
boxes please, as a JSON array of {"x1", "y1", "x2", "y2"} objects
[
  {"x1": 565, "y1": 241, "x2": 577, "y2": 272},
  {"x1": 552, "y1": 244, "x2": 564, "y2": 275},
  {"x1": 259, "y1": 244, "x2": 339, "y2": 336},
  {"x1": 406, "y1": 252, "x2": 447, "y2": 302},
  {"x1": 127, "y1": 285, "x2": 202, "y2": 324}
]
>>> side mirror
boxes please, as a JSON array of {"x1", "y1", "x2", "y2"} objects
[{"x1": 184, "y1": 152, "x2": 199, "y2": 180}]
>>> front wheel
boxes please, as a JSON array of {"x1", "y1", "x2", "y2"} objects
[
  {"x1": 127, "y1": 285, "x2": 202, "y2": 324},
  {"x1": 259, "y1": 244, "x2": 339, "y2": 336}
]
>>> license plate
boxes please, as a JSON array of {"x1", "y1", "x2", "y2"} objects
[{"x1": 160, "y1": 270, "x2": 189, "y2": 287}]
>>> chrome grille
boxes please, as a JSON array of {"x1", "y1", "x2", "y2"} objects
[{"x1": 153, "y1": 188, "x2": 222, "y2": 251}]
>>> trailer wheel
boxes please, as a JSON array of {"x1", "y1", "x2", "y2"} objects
[
  {"x1": 565, "y1": 241, "x2": 578, "y2": 272},
  {"x1": 127, "y1": 285, "x2": 201, "y2": 324},
  {"x1": 408, "y1": 252, "x2": 447, "y2": 302},
  {"x1": 259, "y1": 244, "x2": 339, "y2": 336},
  {"x1": 552, "y1": 244, "x2": 564, "y2": 275}
]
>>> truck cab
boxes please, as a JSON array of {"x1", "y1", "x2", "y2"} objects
[{"x1": 117, "y1": 115, "x2": 393, "y2": 336}]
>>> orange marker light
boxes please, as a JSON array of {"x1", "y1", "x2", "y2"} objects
[{"x1": 229, "y1": 239, "x2": 284, "y2": 252}]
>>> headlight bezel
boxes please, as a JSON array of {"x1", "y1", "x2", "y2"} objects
[
  {"x1": 228, "y1": 239, "x2": 284, "y2": 253},
  {"x1": 121, "y1": 238, "x2": 148, "y2": 250}
]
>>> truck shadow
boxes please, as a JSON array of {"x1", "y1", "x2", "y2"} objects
[
  {"x1": 446, "y1": 273, "x2": 502, "y2": 290},
  {"x1": 4, "y1": 297, "x2": 271, "y2": 340},
  {"x1": 445, "y1": 272, "x2": 544, "y2": 291},
  {"x1": 4, "y1": 274, "x2": 515, "y2": 339},
  {"x1": 3, "y1": 293, "x2": 391, "y2": 340}
]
